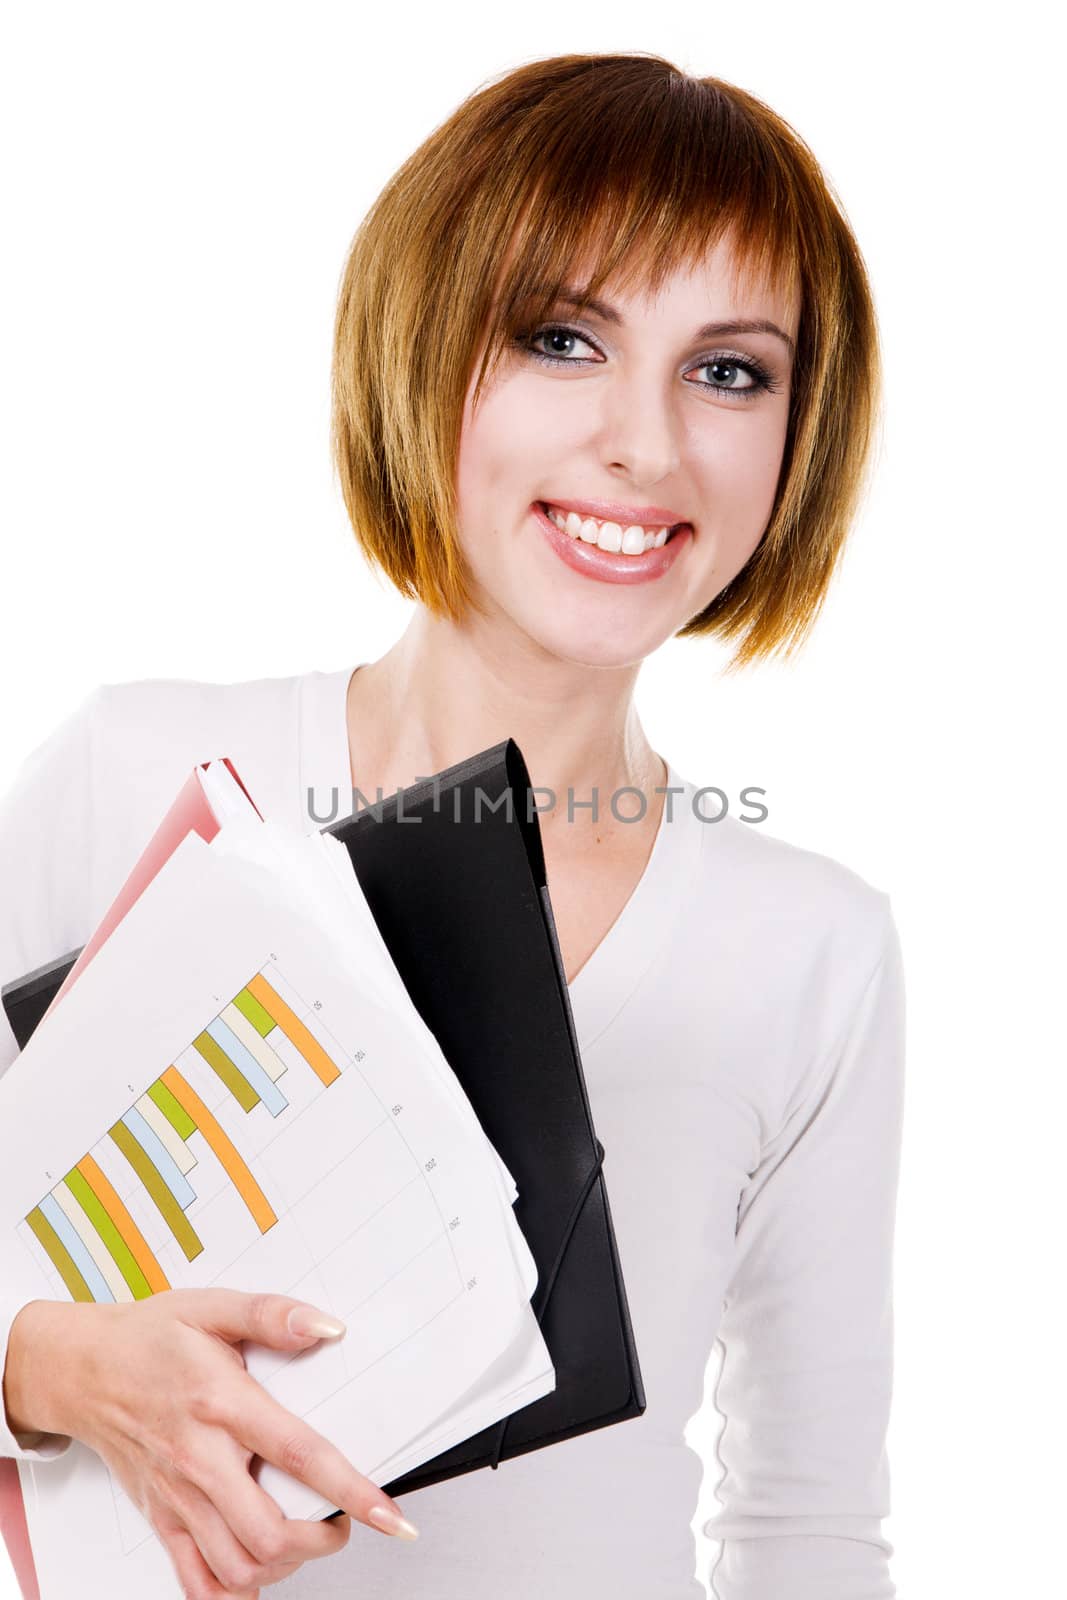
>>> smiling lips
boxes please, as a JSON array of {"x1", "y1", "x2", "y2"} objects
[
  {"x1": 532, "y1": 500, "x2": 692, "y2": 585},
  {"x1": 543, "y1": 503, "x2": 678, "y2": 555}
]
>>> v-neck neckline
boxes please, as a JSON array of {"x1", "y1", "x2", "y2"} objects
[
  {"x1": 303, "y1": 662, "x2": 704, "y2": 1053},
  {"x1": 563, "y1": 759, "x2": 702, "y2": 1050}
]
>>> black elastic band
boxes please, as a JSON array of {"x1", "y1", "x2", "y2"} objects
[{"x1": 487, "y1": 1138, "x2": 606, "y2": 1470}]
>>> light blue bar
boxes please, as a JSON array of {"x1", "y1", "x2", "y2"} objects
[
  {"x1": 121, "y1": 1108, "x2": 197, "y2": 1207},
  {"x1": 206, "y1": 1017, "x2": 289, "y2": 1119},
  {"x1": 39, "y1": 1192, "x2": 114, "y2": 1303}
]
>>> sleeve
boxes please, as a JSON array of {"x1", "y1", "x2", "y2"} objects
[
  {"x1": 703, "y1": 899, "x2": 906, "y2": 1599},
  {"x1": 0, "y1": 688, "x2": 105, "y2": 1462}
]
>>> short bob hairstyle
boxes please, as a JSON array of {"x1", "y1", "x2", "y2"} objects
[{"x1": 332, "y1": 52, "x2": 880, "y2": 672}]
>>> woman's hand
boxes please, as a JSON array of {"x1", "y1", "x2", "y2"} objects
[{"x1": 6, "y1": 1289, "x2": 419, "y2": 1598}]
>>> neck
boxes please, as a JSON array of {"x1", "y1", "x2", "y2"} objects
[{"x1": 345, "y1": 608, "x2": 666, "y2": 831}]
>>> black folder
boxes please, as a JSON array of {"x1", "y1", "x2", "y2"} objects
[{"x1": 1, "y1": 738, "x2": 645, "y2": 1504}]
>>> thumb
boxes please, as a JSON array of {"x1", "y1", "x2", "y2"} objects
[{"x1": 182, "y1": 1288, "x2": 347, "y2": 1352}]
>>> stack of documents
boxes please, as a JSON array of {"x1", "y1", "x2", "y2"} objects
[{"x1": 0, "y1": 762, "x2": 554, "y2": 1595}]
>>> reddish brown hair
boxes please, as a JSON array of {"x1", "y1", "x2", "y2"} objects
[{"x1": 332, "y1": 52, "x2": 881, "y2": 670}]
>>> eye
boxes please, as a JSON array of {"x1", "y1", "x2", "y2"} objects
[
  {"x1": 687, "y1": 353, "x2": 776, "y2": 401},
  {"x1": 515, "y1": 326, "x2": 781, "y2": 398},
  {"x1": 703, "y1": 359, "x2": 755, "y2": 390},
  {"x1": 518, "y1": 324, "x2": 601, "y2": 366}
]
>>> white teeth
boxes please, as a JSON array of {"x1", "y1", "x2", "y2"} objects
[{"x1": 544, "y1": 504, "x2": 679, "y2": 555}]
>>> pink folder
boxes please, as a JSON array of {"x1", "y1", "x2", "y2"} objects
[{"x1": 0, "y1": 759, "x2": 258, "y2": 1599}]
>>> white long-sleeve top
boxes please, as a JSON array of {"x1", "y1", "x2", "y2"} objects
[{"x1": 0, "y1": 667, "x2": 905, "y2": 1599}]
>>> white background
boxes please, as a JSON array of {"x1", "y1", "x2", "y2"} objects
[{"x1": 1, "y1": 3, "x2": 1063, "y2": 1596}]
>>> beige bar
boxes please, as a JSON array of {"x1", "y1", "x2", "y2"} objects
[{"x1": 221, "y1": 1002, "x2": 289, "y2": 1083}]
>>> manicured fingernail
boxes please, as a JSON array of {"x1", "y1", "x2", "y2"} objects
[
  {"x1": 368, "y1": 1504, "x2": 419, "y2": 1540},
  {"x1": 287, "y1": 1306, "x2": 346, "y2": 1339}
]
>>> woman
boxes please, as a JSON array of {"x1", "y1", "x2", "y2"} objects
[{"x1": 0, "y1": 52, "x2": 904, "y2": 1600}]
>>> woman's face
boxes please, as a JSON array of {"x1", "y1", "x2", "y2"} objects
[{"x1": 453, "y1": 234, "x2": 800, "y2": 669}]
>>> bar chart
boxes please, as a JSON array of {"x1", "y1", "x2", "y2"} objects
[{"x1": 19, "y1": 963, "x2": 350, "y2": 1305}]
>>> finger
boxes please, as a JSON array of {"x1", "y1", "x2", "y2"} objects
[
  {"x1": 231, "y1": 1380, "x2": 418, "y2": 1540},
  {"x1": 158, "y1": 1519, "x2": 261, "y2": 1599},
  {"x1": 180, "y1": 1426, "x2": 353, "y2": 1569},
  {"x1": 167, "y1": 1474, "x2": 306, "y2": 1594},
  {"x1": 175, "y1": 1288, "x2": 347, "y2": 1354}
]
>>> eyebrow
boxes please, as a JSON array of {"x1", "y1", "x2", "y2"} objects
[{"x1": 539, "y1": 289, "x2": 796, "y2": 357}]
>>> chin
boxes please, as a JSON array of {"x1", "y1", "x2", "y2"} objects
[
  {"x1": 464, "y1": 558, "x2": 688, "y2": 670},
  {"x1": 521, "y1": 611, "x2": 677, "y2": 673}
]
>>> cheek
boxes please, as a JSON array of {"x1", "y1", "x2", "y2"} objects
[
  {"x1": 691, "y1": 411, "x2": 790, "y2": 536},
  {"x1": 457, "y1": 380, "x2": 573, "y2": 508}
]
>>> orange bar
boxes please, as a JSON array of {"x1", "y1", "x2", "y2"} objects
[
  {"x1": 160, "y1": 1066, "x2": 277, "y2": 1233},
  {"x1": 246, "y1": 973, "x2": 340, "y2": 1087},
  {"x1": 76, "y1": 1153, "x2": 171, "y2": 1294}
]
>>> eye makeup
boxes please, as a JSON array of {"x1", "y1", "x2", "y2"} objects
[{"x1": 514, "y1": 323, "x2": 783, "y2": 401}]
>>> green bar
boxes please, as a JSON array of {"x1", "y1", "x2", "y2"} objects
[
  {"x1": 108, "y1": 1122, "x2": 204, "y2": 1262},
  {"x1": 147, "y1": 1077, "x2": 196, "y2": 1140},
  {"x1": 194, "y1": 1030, "x2": 260, "y2": 1112},
  {"x1": 26, "y1": 1205, "x2": 93, "y2": 1302},
  {"x1": 232, "y1": 985, "x2": 275, "y2": 1037},
  {"x1": 64, "y1": 1168, "x2": 152, "y2": 1301}
]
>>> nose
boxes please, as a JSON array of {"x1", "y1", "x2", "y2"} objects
[{"x1": 597, "y1": 363, "x2": 682, "y2": 489}]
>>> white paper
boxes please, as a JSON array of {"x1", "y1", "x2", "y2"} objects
[{"x1": 0, "y1": 818, "x2": 554, "y2": 1598}]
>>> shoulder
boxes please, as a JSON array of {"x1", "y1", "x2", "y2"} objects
[
  {"x1": 35, "y1": 673, "x2": 299, "y2": 834},
  {"x1": 80, "y1": 666, "x2": 351, "y2": 801},
  {"x1": 714, "y1": 807, "x2": 890, "y2": 935},
  {"x1": 86, "y1": 669, "x2": 314, "y2": 751},
  {"x1": 671, "y1": 802, "x2": 901, "y2": 1131},
  {"x1": 685, "y1": 800, "x2": 896, "y2": 1013},
  {"x1": 13, "y1": 671, "x2": 316, "y2": 767},
  {"x1": 0, "y1": 668, "x2": 344, "y2": 1002}
]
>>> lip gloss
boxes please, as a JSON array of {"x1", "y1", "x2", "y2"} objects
[{"x1": 531, "y1": 503, "x2": 692, "y2": 586}]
